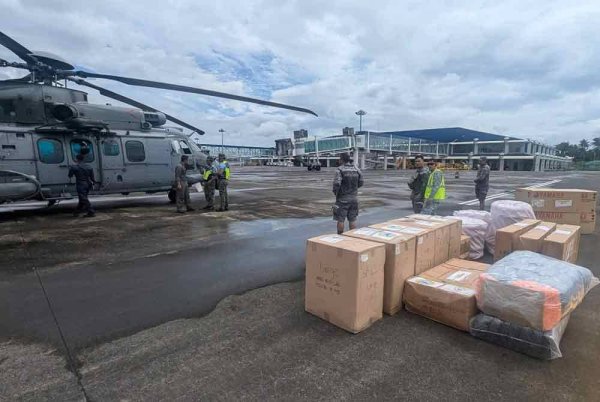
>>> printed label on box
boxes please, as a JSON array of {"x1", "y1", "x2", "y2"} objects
[
  {"x1": 418, "y1": 237, "x2": 424, "y2": 245},
  {"x1": 399, "y1": 227, "x2": 426, "y2": 235},
  {"x1": 555, "y1": 229, "x2": 572, "y2": 236},
  {"x1": 354, "y1": 228, "x2": 378, "y2": 236},
  {"x1": 372, "y1": 230, "x2": 399, "y2": 241},
  {"x1": 532, "y1": 199, "x2": 545, "y2": 208},
  {"x1": 414, "y1": 220, "x2": 436, "y2": 227},
  {"x1": 555, "y1": 200, "x2": 573, "y2": 208},
  {"x1": 381, "y1": 224, "x2": 406, "y2": 231},
  {"x1": 514, "y1": 222, "x2": 530, "y2": 227},
  {"x1": 395, "y1": 244, "x2": 401, "y2": 255},
  {"x1": 535, "y1": 225, "x2": 552, "y2": 231},
  {"x1": 440, "y1": 284, "x2": 475, "y2": 297},
  {"x1": 408, "y1": 277, "x2": 444, "y2": 288},
  {"x1": 320, "y1": 236, "x2": 345, "y2": 244},
  {"x1": 360, "y1": 254, "x2": 369, "y2": 262},
  {"x1": 446, "y1": 270, "x2": 473, "y2": 282}
]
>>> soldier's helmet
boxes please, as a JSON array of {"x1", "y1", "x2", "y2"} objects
[
  {"x1": 218, "y1": 153, "x2": 226, "y2": 159},
  {"x1": 207, "y1": 156, "x2": 214, "y2": 162}
]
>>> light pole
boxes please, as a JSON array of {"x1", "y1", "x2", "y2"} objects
[
  {"x1": 355, "y1": 110, "x2": 366, "y2": 132},
  {"x1": 219, "y1": 128, "x2": 225, "y2": 154},
  {"x1": 355, "y1": 110, "x2": 366, "y2": 168}
]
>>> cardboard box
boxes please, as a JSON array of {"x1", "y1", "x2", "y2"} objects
[
  {"x1": 407, "y1": 214, "x2": 463, "y2": 259},
  {"x1": 542, "y1": 224, "x2": 581, "y2": 263},
  {"x1": 372, "y1": 221, "x2": 436, "y2": 274},
  {"x1": 517, "y1": 222, "x2": 557, "y2": 253},
  {"x1": 305, "y1": 234, "x2": 385, "y2": 333},
  {"x1": 344, "y1": 228, "x2": 417, "y2": 315},
  {"x1": 403, "y1": 259, "x2": 490, "y2": 331},
  {"x1": 515, "y1": 188, "x2": 597, "y2": 213},
  {"x1": 394, "y1": 217, "x2": 450, "y2": 266},
  {"x1": 460, "y1": 235, "x2": 470, "y2": 259},
  {"x1": 580, "y1": 220, "x2": 596, "y2": 235},
  {"x1": 494, "y1": 219, "x2": 541, "y2": 261},
  {"x1": 533, "y1": 211, "x2": 596, "y2": 234}
]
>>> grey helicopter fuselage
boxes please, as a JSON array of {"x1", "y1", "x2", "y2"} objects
[{"x1": 0, "y1": 83, "x2": 207, "y2": 204}]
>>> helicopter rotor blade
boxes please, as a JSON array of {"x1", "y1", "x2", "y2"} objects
[
  {"x1": 0, "y1": 31, "x2": 37, "y2": 65},
  {"x1": 67, "y1": 78, "x2": 206, "y2": 135},
  {"x1": 2, "y1": 73, "x2": 32, "y2": 83},
  {"x1": 70, "y1": 70, "x2": 318, "y2": 117}
]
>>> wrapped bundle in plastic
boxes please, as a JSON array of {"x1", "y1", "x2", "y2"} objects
[
  {"x1": 476, "y1": 251, "x2": 598, "y2": 330},
  {"x1": 449, "y1": 216, "x2": 487, "y2": 260},
  {"x1": 453, "y1": 209, "x2": 491, "y2": 224},
  {"x1": 470, "y1": 313, "x2": 569, "y2": 360},
  {"x1": 487, "y1": 200, "x2": 536, "y2": 254}
]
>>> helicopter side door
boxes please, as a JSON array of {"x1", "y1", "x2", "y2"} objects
[
  {"x1": 98, "y1": 137, "x2": 126, "y2": 191},
  {"x1": 34, "y1": 134, "x2": 71, "y2": 194}
]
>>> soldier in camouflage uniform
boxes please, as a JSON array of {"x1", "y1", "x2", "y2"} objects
[
  {"x1": 202, "y1": 156, "x2": 216, "y2": 210},
  {"x1": 175, "y1": 155, "x2": 195, "y2": 213},
  {"x1": 333, "y1": 152, "x2": 363, "y2": 234},
  {"x1": 474, "y1": 156, "x2": 490, "y2": 210}
]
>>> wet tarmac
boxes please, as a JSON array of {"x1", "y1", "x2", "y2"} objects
[{"x1": 1, "y1": 168, "x2": 594, "y2": 351}]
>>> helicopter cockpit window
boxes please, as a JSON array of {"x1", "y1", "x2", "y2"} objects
[
  {"x1": 125, "y1": 140, "x2": 145, "y2": 162},
  {"x1": 37, "y1": 138, "x2": 64, "y2": 164},
  {"x1": 70, "y1": 139, "x2": 94, "y2": 163},
  {"x1": 179, "y1": 140, "x2": 192, "y2": 155},
  {"x1": 102, "y1": 140, "x2": 120, "y2": 156}
]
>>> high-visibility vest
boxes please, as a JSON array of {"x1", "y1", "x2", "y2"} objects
[
  {"x1": 203, "y1": 167, "x2": 213, "y2": 180},
  {"x1": 222, "y1": 160, "x2": 231, "y2": 180},
  {"x1": 424, "y1": 169, "x2": 446, "y2": 200}
]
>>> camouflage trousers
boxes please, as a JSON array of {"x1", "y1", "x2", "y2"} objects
[
  {"x1": 203, "y1": 180, "x2": 215, "y2": 208},
  {"x1": 176, "y1": 183, "x2": 192, "y2": 212},
  {"x1": 218, "y1": 179, "x2": 229, "y2": 210}
]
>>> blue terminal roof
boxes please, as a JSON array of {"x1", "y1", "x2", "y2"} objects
[{"x1": 373, "y1": 127, "x2": 521, "y2": 142}]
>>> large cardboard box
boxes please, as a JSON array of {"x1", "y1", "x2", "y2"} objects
[
  {"x1": 305, "y1": 234, "x2": 385, "y2": 333},
  {"x1": 394, "y1": 217, "x2": 450, "y2": 266},
  {"x1": 344, "y1": 228, "x2": 417, "y2": 315},
  {"x1": 494, "y1": 219, "x2": 541, "y2": 261},
  {"x1": 460, "y1": 235, "x2": 470, "y2": 259},
  {"x1": 542, "y1": 224, "x2": 581, "y2": 263},
  {"x1": 407, "y1": 214, "x2": 463, "y2": 259},
  {"x1": 403, "y1": 259, "x2": 490, "y2": 331},
  {"x1": 533, "y1": 211, "x2": 596, "y2": 234},
  {"x1": 372, "y1": 221, "x2": 436, "y2": 274},
  {"x1": 517, "y1": 222, "x2": 557, "y2": 253},
  {"x1": 515, "y1": 188, "x2": 597, "y2": 213}
]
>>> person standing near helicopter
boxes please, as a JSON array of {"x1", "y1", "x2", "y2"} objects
[
  {"x1": 175, "y1": 155, "x2": 195, "y2": 213},
  {"x1": 68, "y1": 153, "x2": 96, "y2": 217},
  {"x1": 216, "y1": 153, "x2": 230, "y2": 212}
]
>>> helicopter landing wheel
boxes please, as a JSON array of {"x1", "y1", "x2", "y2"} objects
[{"x1": 168, "y1": 189, "x2": 176, "y2": 204}]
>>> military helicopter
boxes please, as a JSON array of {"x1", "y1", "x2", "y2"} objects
[{"x1": 0, "y1": 31, "x2": 317, "y2": 206}]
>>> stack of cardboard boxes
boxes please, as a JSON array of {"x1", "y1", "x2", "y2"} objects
[
  {"x1": 515, "y1": 188, "x2": 597, "y2": 234},
  {"x1": 305, "y1": 215, "x2": 478, "y2": 334}
]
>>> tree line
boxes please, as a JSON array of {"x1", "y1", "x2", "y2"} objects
[{"x1": 555, "y1": 138, "x2": 600, "y2": 161}]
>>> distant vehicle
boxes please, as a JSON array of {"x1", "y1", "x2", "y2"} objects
[{"x1": 0, "y1": 31, "x2": 317, "y2": 206}]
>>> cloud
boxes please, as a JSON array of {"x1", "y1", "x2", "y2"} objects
[{"x1": 2, "y1": 0, "x2": 600, "y2": 146}]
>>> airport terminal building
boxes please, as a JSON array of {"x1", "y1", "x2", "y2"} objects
[{"x1": 275, "y1": 127, "x2": 571, "y2": 171}]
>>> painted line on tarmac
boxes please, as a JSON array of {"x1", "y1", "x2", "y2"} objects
[{"x1": 459, "y1": 179, "x2": 562, "y2": 206}]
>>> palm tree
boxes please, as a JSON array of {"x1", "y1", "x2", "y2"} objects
[
  {"x1": 593, "y1": 137, "x2": 600, "y2": 160},
  {"x1": 579, "y1": 139, "x2": 590, "y2": 150}
]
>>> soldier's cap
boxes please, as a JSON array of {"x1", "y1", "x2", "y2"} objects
[
  {"x1": 218, "y1": 153, "x2": 226, "y2": 158},
  {"x1": 480, "y1": 156, "x2": 487, "y2": 161},
  {"x1": 207, "y1": 156, "x2": 214, "y2": 161}
]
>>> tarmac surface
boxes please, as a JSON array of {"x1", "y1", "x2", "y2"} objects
[{"x1": 1, "y1": 167, "x2": 599, "y2": 400}]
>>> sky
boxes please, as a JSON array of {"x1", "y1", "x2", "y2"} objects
[{"x1": 2, "y1": 0, "x2": 600, "y2": 147}]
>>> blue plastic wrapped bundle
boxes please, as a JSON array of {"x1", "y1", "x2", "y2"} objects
[
  {"x1": 470, "y1": 313, "x2": 569, "y2": 360},
  {"x1": 476, "y1": 251, "x2": 598, "y2": 331}
]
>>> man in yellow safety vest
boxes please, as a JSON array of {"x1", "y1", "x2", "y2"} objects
[{"x1": 422, "y1": 160, "x2": 446, "y2": 215}]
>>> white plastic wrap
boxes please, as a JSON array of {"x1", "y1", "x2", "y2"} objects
[
  {"x1": 470, "y1": 313, "x2": 570, "y2": 360},
  {"x1": 476, "y1": 251, "x2": 599, "y2": 331},
  {"x1": 487, "y1": 200, "x2": 536, "y2": 254},
  {"x1": 453, "y1": 209, "x2": 491, "y2": 224},
  {"x1": 448, "y1": 216, "x2": 487, "y2": 260}
]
